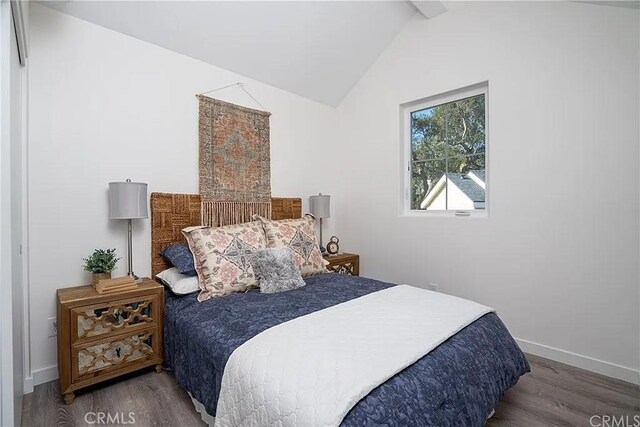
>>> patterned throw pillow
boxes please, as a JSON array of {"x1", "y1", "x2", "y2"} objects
[
  {"x1": 182, "y1": 222, "x2": 267, "y2": 302},
  {"x1": 255, "y1": 214, "x2": 327, "y2": 277}
]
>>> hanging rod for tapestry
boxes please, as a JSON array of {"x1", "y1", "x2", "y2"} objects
[{"x1": 198, "y1": 82, "x2": 269, "y2": 112}]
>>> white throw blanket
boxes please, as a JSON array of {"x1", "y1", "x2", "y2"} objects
[{"x1": 214, "y1": 285, "x2": 493, "y2": 427}]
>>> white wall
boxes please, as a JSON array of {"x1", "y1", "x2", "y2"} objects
[
  {"x1": 329, "y1": 2, "x2": 640, "y2": 382},
  {"x1": 28, "y1": 5, "x2": 337, "y2": 379}
]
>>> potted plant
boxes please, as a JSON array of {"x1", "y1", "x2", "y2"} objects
[{"x1": 82, "y1": 248, "x2": 121, "y2": 285}]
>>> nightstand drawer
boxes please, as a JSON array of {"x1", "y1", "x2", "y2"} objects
[
  {"x1": 71, "y1": 294, "x2": 158, "y2": 343},
  {"x1": 327, "y1": 262, "x2": 358, "y2": 275},
  {"x1": 72, "y1": 327, "x2": 160, "y2": 382},
  {"x1": 324, "y1": 253, "x2": 360, "y2": 276}
]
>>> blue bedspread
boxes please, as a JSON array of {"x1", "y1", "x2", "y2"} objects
[{"x1": 164, "y1": 274, "x2": 529, "y2": 426}]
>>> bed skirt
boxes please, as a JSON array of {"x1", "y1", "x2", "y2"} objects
[
  {"x1": 189, "y1": 392, "x2": 215, "y2": 426},
  {"x1": 188, "y1": 391, "x2": 496, "y2": 426}
]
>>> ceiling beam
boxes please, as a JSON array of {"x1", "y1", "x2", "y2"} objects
[{"x1": 410, "y1": 1, "x2": 447, "y2": 19}]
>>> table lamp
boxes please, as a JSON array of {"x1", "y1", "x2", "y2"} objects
[
  {"x1": 309, "y1": 193, "x2": 330, "y2": 253},
  {"x1": 109, "y1": 179, "x2": 148, "y2": 279}
]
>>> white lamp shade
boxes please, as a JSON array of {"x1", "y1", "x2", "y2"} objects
[
  {"x1": 309, "y1": 194, "x2": 330, "y2": 219},
  {"x1": 109, "y1": 181, "x2": 148, "y2": 219}
]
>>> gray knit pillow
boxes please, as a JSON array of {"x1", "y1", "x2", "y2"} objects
[{"x1": 252, "y1": 247, "x2": 306, "y2": 294}]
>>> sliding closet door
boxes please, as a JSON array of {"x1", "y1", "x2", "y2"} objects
[
  {"x1": 0, "y1": 1, "x2": 25, "y2": 424},
  {"x1": 10, "y1": 2, "x2": 24, "y2": 422}
]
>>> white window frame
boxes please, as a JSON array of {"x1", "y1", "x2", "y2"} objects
[{"x1": 399, "y1": 82, "x2": 489, "y2": 218}]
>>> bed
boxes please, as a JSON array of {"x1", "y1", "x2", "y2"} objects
[{"x1": 151, "y1": 193, "x2": 529, "y2": 426}]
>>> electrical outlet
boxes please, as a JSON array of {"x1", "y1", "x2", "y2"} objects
[
  {"x1": 48, "y1": 317, "x2": 57, "y2": 338},
  {"x1": 427, "y1": 283, "x2": 439, "y2": 292}
]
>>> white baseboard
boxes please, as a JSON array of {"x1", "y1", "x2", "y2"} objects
[
  {"x1": 23, "y1": 376, "x2": 33, "y2": 394},
  {"x1": 31, "y1": 365, "x2": 58, "y2": 389},
  {"x1": 515, "y1": 338, "x2": 640, "y2": 385}
]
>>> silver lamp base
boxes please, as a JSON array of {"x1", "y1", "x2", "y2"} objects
[
  {"x1": 318, "y1": 218, "x2": 326, "y2": 254},
  {"x1": 126, "y1": 219, "x2": 138, "y2": 279}
]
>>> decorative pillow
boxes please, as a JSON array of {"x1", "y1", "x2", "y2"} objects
[
  {"x1": 160, "y1": 243, "x2": 197, "y2": 276},
  {"x1": 252, "y1": 247, "x2": 306, "y2": 294},
  {"x1": 182, "y1": 222, "x2": 266, "y2": 302},
  {"x1": 156, "y1": 268, "x2": 200, "y2": 295},
  {"x1": 254, "y1": 214, "x2": 327, "y2": 277}
]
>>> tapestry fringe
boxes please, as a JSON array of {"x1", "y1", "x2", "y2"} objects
[{"x1": 202, "y1": 201, "x2": 272, "y2": 227}]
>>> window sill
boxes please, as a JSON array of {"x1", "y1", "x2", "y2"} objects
[{"x1": 401, "y1": 210, "x2": 489, "y2": 219}]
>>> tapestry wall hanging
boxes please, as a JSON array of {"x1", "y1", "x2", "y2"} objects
[{"x1": 197, "y1": 94, "x2": 272, "y2": 227}]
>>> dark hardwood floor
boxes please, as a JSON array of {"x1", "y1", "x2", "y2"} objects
[{"x1": 22, "y1": 354, "x2": 639, "y2": 426}]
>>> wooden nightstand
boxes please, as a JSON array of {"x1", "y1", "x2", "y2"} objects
[
  {"x1": 324, "y1": 253, "x2": 360, "y2": 276},
  {"x1": 56, "y1": 278, "x2": 164, "y2": 404}
]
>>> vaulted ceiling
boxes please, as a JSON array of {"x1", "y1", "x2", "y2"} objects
[
  {"x1": 39, "y1": 1, "x2": 637, "y2": 106},
  {"x1": 41, "y1": 1, "x2": 419, "y2": 106}
]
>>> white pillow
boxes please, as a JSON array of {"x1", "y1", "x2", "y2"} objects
[{"x1": 156, "y1": 268, "x2": 200, "y2": 295}]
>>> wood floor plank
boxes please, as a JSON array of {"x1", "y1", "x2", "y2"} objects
[
  {"x1": 22, "y1": 356, "x2": 639, "y2": 427},
  {"x1": 527, "y1": 354, "x2": 639, "y2": 401},
  {"x1": 486, "y1": 355, "x2": 639, "y2": 427},
  {"x1": 497, "y1": 379, "x2": 594, "y2": 426},
  {"x1": 488, "y1": 399, "x2": 555, "y2": 427}
]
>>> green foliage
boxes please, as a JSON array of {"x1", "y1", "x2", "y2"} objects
[
  {"x1": 82, "y1": 248, "x2": 120, "y2": 273},
  {"x1": 410, "y1": 94, "x2": 486, "y2": 209}
]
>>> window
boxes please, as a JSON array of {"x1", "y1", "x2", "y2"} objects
[{"x1": 401, "y1": 83, "x2": 488, "y2": 217}]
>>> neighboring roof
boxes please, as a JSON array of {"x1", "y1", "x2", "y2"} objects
[
  {"x1": 420, "y1": 170, "x2": 486, "y2": 209},
  {"x1": 469, "y1": 170, "x2": 485, "y2": 183},
  {"x1": 447, "y1": 172, "x2": 485, "y2": 203}
]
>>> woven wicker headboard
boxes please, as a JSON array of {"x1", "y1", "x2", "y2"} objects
[{"x1": 150, "y1": 192, "x2": 302, "y2": 277}]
